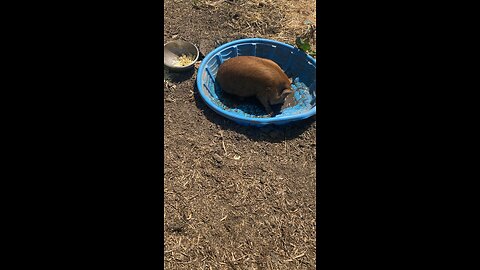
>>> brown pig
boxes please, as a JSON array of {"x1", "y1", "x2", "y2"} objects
[{"x1": 216, "y1": 56, "x2": 293, "y2": 115}]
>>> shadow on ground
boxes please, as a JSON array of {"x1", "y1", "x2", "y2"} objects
[
  {"x1": 193, "y1": 82, "x2": 316, "y2": 143},
  {"x1": 164, "y1": 67, "x2": 195, "y2": 83}
]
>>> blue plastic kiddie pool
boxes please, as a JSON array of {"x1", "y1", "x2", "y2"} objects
[{"x1": 196, "y1": 38, "x2": 316, "y2": 127}]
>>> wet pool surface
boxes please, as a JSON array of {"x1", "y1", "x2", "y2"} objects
[{"x1": 210, "y1": 77, "x2": 316, "y2": 118}]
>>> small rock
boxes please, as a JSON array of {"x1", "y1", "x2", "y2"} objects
[
  {"x1": 213, "y1": 153, "x2": 223, "y2": 163},
  {"x1": 168, "y1": 222, "x2": 185, "y2": 233}
]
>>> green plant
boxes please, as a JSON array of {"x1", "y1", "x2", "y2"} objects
[{"x1": 295, "y1": 24, "x2": 316, "y2": 58}]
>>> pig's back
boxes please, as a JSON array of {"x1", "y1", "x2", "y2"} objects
[{"x1": 216, "y1": 56, "x2": 287, "y2": 97}]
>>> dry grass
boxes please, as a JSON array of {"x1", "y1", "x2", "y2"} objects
[
  {"x1": 188, "y1": 0, "x2": 316, "y2": 50},
  {"x1": 164, "y1": 126, "x2": 317, "y2": 269},
  {"x1": 163, "y1": 118, "x2": 317, "y2": 269}
]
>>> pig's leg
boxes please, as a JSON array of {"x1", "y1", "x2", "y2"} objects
[{"x1": 256, "y1": 93, "x2": 273, "y2": 115}]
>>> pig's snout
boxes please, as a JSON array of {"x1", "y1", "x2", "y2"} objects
[{"x1": 270, "y1": 88, "x2": 294, "y2": 105}]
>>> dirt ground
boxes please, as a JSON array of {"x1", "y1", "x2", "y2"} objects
[{"x1": 164, "y1": 0, "x2": 317, "y2": 269}]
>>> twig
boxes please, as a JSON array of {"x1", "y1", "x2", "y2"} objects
[
  {"x1": 220, "y1": 131, "x2": 227, "y2": 155},
  {"x1": 208, "y1": 0, "x2": 226, "y2": 6},
  {"x1": 284, "y1": 252, "x2": 306, "y2": 262},
  {"x1": 284, "y1": 133, "x2": 288, "y2": 156}
]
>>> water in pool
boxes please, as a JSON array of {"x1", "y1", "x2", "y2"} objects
[{"x1": 210, "y1": 77, "x2": 316, "y2": 118}]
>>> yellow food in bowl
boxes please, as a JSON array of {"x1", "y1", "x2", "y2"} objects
[{"x1": 175, "y1": 54, "x2": 195, "y2": 67}]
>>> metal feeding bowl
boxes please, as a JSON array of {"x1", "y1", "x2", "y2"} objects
[
  {"x1": 164, "y1": 40, "x2": 199, "y2": 71},
  {"x1": 196, "y1": 38, "x2": 316, "y2": 127}
]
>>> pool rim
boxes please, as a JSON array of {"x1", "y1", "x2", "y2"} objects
[{"x1": 196, "y1": 38, "x2": 316, "y2": 125}]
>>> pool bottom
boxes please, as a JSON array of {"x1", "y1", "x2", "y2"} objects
[{"x1": 210, "y1": 78, "x2": 315, "y2": 118}]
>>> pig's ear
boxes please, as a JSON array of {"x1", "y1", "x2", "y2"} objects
[{"x1": 280, "y1": 88, "x2": 294, "y2": 98}]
